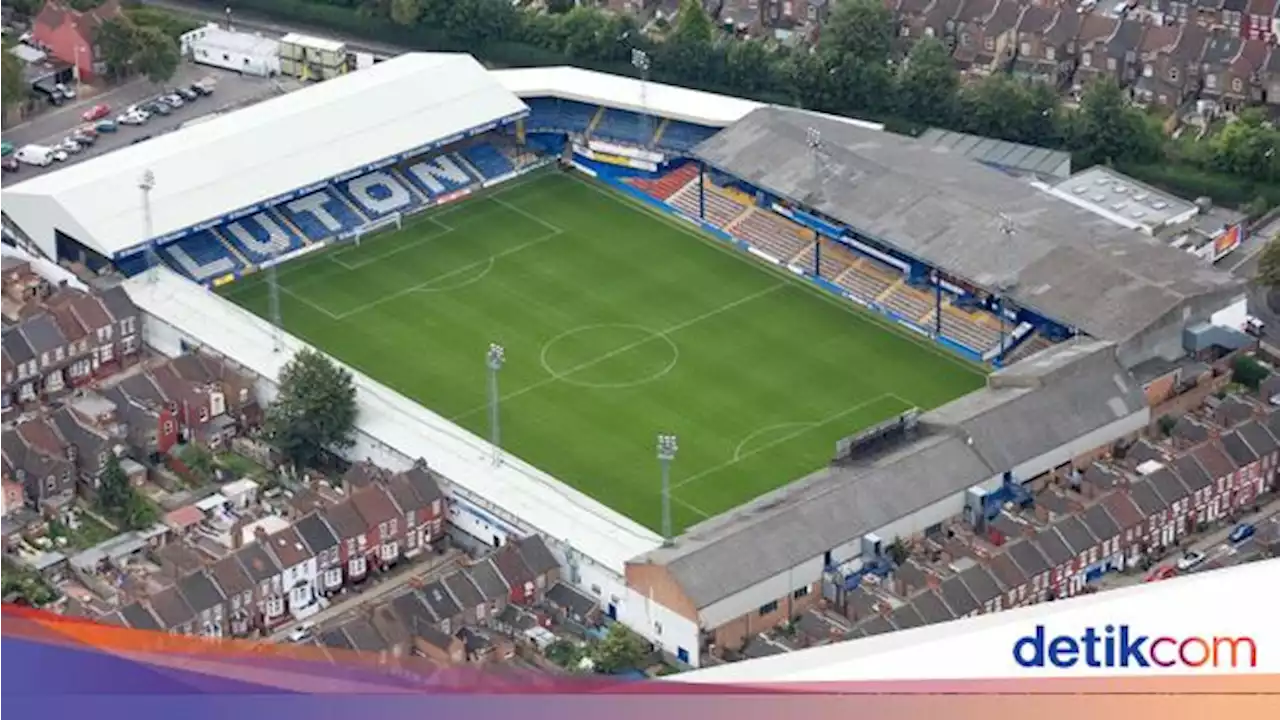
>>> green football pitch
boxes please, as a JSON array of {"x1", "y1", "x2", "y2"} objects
[{"x1": 221, "y1": 170, "x2": 985, "y2": 533}]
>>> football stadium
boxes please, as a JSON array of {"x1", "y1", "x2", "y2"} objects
[{"x1": 2, "y1": 52, "x2": 1251, "y2": 666}]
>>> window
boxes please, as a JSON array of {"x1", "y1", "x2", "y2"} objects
[
  {"x1": 45, "y1": 476, "x2": 57, "y2": 492},
  {"x1": 1206, "y1": 74, "x2": 1217, "y2": 89},
  {"x1": 985, "y1": 37, "x2": 995, "y2": 51},
  {"x1": 1046, "y1": 46, "x2": 1056, "y2": 61},
  {"x1": 388, "y1": 518, "x2": 398, "y2": 535},
  {"x1": 98, "y1": 344, "x2": 113, "y2": 363},
  {"x1": 961, "y1": 33, "x2": 971, "y2": 47},
  {"x1": 793, "y1": 585, "x2": 810, "y2": 599},
  {"x1": 431, "y1": 499, "x2": 441, "y2": 516},
  {"x1": 97, "y1": 325, "x2": 112, "y2": 342},
  {"x1": 591, "y1": 584, "x2": 601, "y2": 595},
  {"x1": 758, "y1": 600, "x2": 779, "y2": 616},
  {"x1": 1107, "y1": 57, "x2": 1116, "y2": 71},
  {"x1": 122, "y1": 317, "x2": 136, "y2": 335},
  {"x1": 41, "y1": 352, "x2": 50, "y2": 368},
  {"x1": 1169, "y1": 67, "x2": 1180, "y2": 82},
  {"x1": 163, "y1": 421, "x2": 175, "y2": 435},
  {"x1": 378, "y1": 521, "x2": 389, "y2": 537},
  {"x1": 54, "y1": 346, "x2": 64, "y2": 362},
  {"x1": 266, "y1": 597, "x2": 284, "y2": 616},
  {"x1": 199, "y1": 406, "x2": 210, "y2": 423},
  {"x1": 1232, "y1": 78, "x2": 1243, "y2": 93},
  {"x1": 476, "y1": 603, "x2": 486, "y2": 619},
  {"x1": 122, "y1": 336, "x2": 138, "y2": 354}
]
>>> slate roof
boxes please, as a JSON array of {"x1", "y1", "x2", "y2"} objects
[
  {"x1": 294, "y1": 512, "x2": 339, "y2": 554},
  {"x1": 318, "y1": 628, "x2": 354, "y2": 651},
  {"x1": 1147, "y1": 467, "x2": 1190, "y2": 506},
  {"x1": 266, "y1": 526, "x2": 312, "y2": 569},
  {"x1": 419, "y1": 580, "x2": 461, "y2": 620},
  {"x1": 1100, "y1": 491, "x2": 1145, "y2": 530},
  {"x1": 1053, "y1": 516, "x2": 1098, "y2": 555},
  {"x1": 236, "y1": 542, "x2": 281, "y2": 584},
  {"x1": 859, "y1": 615, "x2": 896, "y2": 636},
  {"x1": 350, "y1": 484, "x2": 402, "y2": 528},
  {"x1": 545, "y1": 582, "x2": 598, "y2": 618},
  {"x1": 467, "y1": 558, "x2": 510, "y2": 601},
  {"x1": 1032, "y1": 528, "x2": 1073, "y2": 567},
  {"x1": 120, "y1": 601, "x2": 162, "y2": 631},
  {"x1": 889, "y1": 603, "x2": 925, "y2": 630},
  {"x1": 1006, "y1": 539, "x2": 1051, "y2": 577},
  {"x1": 1221, "y1": 431, "x2": 1259, "y2": 469},
  {"x1": 401, "y1": 463, "x2": 444, "y2": 505},
  {"x1": 515, "y1": 535, "x2": 559, "y2": 577},
  {"x1": 492, "y1": 544, "x2": 534, "y2": 589},
  {"x1": 321, "y1": 500, "x2": 368, "y2": 540},
  {"x1": 1192, "y1": 442, "x2": 1236, "y2": 480},
  {"x1": 390, "y1": 589, "x2": 439, "y2": 628},
  {"x1": 958, "y1": 564, "x2": 1003, "y2": 605},
  {"x1": 1172, "y1": 453, "x2": 1213, "y2": 493},
  {"x1": 341, "y1": 617, "x2": 387, "y2": 653},
  {"x1": 987, "y1": 550, "x2": 1027, "y2": 589},
  {"x1": 176, "y1": 571, "x2": 225, "y2": 615},
  {"x1": 209, "y1": 553, "x2": 254, "y2": 598},
  {"x1": 1080, "y1": 502, "x2": 1120, "y2": 544},
  {"x1": 1238, "y1": 420, "x2": 1278, "y2": 459},
  {"x1": 938, "y1": 574, "x2": 980, "y2": 617},
  {"x1": 1127, "y1": 479, "x2": 1168, "y2": 516},
  {"x1": 442, "y1": 570, "x2": 484, "y2": 611},
  {"x1": 911, "y1": 590, "x2": 957, "y2": 625},
  {"x1": 148, "y1": 586, "x2": 196, "y2": 629}
]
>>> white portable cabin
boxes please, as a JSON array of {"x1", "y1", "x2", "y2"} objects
[{"x1": 180, "y1": 23, "x2": 281, "y2": 77}]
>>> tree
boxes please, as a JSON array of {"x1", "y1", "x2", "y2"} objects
[
  {"x1": 96, "y1": 18, "x2": 139, "y2": 81},
  {"x1": 591, "y1": 623, "x2": 650, "y2": 674},
  {"x1": 823, "y1": 0, "x2": 894, "y2": 66},
  {"x1": 1068, "y1": 78, "x2": 1162, "y2": 167},
  {"x1": 264, "y1": 348, "x2": 358, "y2": 469},
  {"x1": 2, "y1": 40, "x2": 26, "y2": 113},
  {"x1": 389, "y1": 0, "x2": 422, "y2": 27},
  {"x1": 1232, "y1": 355, "x2": 1269, "y2": 390},
  {"x1": 895, "y1": 37, "x2": 958, "y2": 127},
  {"x1": 1255, "y1": 238, "x2": 1280, "y2": 289},
  {"x1": 98, "y1": 454, "x2": 157, "y2": 531},
  {"x1": 132, "y1": 25, "x2": 180, "y2": 85},
  {"x1": 1209, "y1": 109, "x2": 1280, "y2": 183},
  {"x1": 670, "y1": 0, "x2": 714, "y2": 47},
  {"x1": 958, "y1": 74, "x2": 1061, "y2": 146}
]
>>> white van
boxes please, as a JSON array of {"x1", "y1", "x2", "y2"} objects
[{"x1": 15, "y1": 145, "x2": 55, "y2": 166}]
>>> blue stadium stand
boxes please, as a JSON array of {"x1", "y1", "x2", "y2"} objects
[
  {"x1": 276, "y1": 188, "x2": 368, "y2": 243},
  {"x1": 524, "y1": 98, "x2": 597, "y2": 134},
  {"x1": 593, "y1": 108, "x2": 652, "y2": 145},
  {"x1": 660, "y1": 121, "x2": 720, "y2": 151},
  {"x1": 400, "y1": 152, "x2": 479, "y2": 200},
  {"x1": 460, "y1": 143, "x2": 515, "y2": 181},
  {"x1": 159, "y1": 231, "x2": 244, "y2": 283},
  {"x1": 336, "y1": 168, "x2": 425, "y2": 219},
  {"x1": 220, "y1": 212, "x2": 305, "y2": 266}
]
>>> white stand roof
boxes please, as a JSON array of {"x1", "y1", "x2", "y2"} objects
[{"x1": 4, "y1": 53, "x2": 526, "y2": 260}]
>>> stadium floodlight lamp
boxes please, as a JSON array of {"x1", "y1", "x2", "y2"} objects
[
  {"x1": 486, "y1": 343, "x2": 506, "y2": 371},
  {"x1": 631, "y1": 49, "x2": 650, "y2": 73},
  {"x1": 657, "y1": 433, "x2": 679, "y2": 462}
]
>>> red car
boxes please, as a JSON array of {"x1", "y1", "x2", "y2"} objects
[
  {"x1": 81, "y1": 103, "x2": 111, "y2": 121},
  {"x1": 1144, "y1": 566, "x2": 1178, "y2": 583}
]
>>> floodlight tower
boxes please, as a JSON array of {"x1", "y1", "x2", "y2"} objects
[
  {"x1": 487, "y1": 343, "x2": 506, "y2": 466},
  {"x1": 657, "y1": 432, "x2": 678, "y2": 546},
  {"x1": 139, "y1": 170, "x2": 159, "y2": 283},
  {"x1": 994, "y1": 213, "x2": 1016, "y2": 365},
  {"x1": 632, "y1": 49, "x2": 652, "y2": 146},
  {"x1": 267, "y1": 263, "x2": 283, "y2": 352},
  {"x1": 806, "y1": 127, "x2": 823, "y2": 277}
]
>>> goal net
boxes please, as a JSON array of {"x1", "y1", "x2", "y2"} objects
[{"x1": 349, "y1": 211, "x2": 403, "y2": 246}]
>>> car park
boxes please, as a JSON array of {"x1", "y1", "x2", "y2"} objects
[
  {"x1": 82, "y1": 103, "x2": 111, "y2": 121},
  {"x1": 1228, "y1": 523, "x2": 1256, "y2": 544}
]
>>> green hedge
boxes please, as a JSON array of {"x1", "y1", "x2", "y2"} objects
[{"x1": 1118, "y1": 161, "x2": 1280, "y2": 212}]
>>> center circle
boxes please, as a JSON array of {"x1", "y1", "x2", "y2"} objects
[{"x1": 539, "y1": 324, "x2": 679, "y2": 389}]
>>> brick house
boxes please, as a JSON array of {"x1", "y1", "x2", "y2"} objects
[
  {"x1": 209, "y1": 553, "x2": 256, "y2": 636},
  {"x1": 960, "y1": 0, "x2": 1022, "y2": 75},
  {"x1": 266, "y1": 525, "x2": 320, "y2": 620},
  {"x1": 321, "y1": 500, "x2": 370, "y2": 584},
  {"x1": 955, "y1": 562, "x2": 1004, "y2": 614},
  {"x1": 49, "y1": 403, "x2": 120, "y2": 496},
  {"x1": 413, "y1": 623, "x2": 466, "y2": 665},
  {"x1": 1030, "y1": 526, "x2": 1075, "y2": 598},
  {"x1": 491, "y1": 542, "x2": 536, "y2": 605},
  {"x1": 1187, "y1": 442, "x2": 1234, "y2": 523},
  {"x1": 1217, "y1": 38, "x2": 1272, "y2": 110},
  {"x1": 294, "y1": 512, "x2": 342, "y2": 598},
  {"x1": 384, "y1": 461, "x2": 445, "y2": 558},
  {"x1": 31, "y1": 0, "x2": 127, "y2": 81},
  {"x1": 1010, "y1": 5, "x2": 1060, "y2": 84},
  {"x1": 1075, "y1": 19, "x2": 1147, "y2": 91},
  {"x1": 148, "y1": 585, "x2": 197, "y2": 635},
  {"x1": 465, "y1": 556, "x2": 510, "y2": 621},
  {"x1": 1014, "y1": 8, "x2": 1079, "y2": 87},
  {"x1": 176, "y1": 570, "x2": 228, "y2": 638},
  {"x1": 102, "y1": 374, "x2": 181, "y2": 459},
  {"x1": 236, "y1": 540, "x2": 287, "y2": 630},
  {"x1": 985, "y1": 549, "x2": 1031, "y2": 609},
  {"x1": 1133, "y1": 22, "x2": 1209, "y2": 108},
  {"x1": 1150, "y1": 467, "x2": 1196, "y2": 542},
  {"x1": 1003, "y1": 538, "x2": 1052, "y2": 605},
  {"x1": 350, "y1": 484, "x2": 406, "y2": 570},
  {"x1": 1242, "y1": 0, "x2": 1277, "y2": 40},
  {"x1": 950, "y1": 0, "x2": 998, "y2": 72},
  {"x1": 2, "y1": 479, "x2": 27, "y2": 516},
  {"x1": 1235, "y1": 418, "x2": 1279, "y2": 502},
  {"x1": 3, "y1": 415, "x2": 78, "y2": 512},
  {"x1": 514, "y1": 535, "x2": 561, "y2": 604},
  {"x1": 417, "y1": 580, "x2": 465, "y2": 635},
  {"x1": 1170, "y1": 452, "x2": 1217, "y2": 526},
  {"x1": 1099, "y1": 489, "x2": 1147, "y2": 566},
  {"x1": 892, "y1": 0, "x2": 941, "y2": 45},
  {"x1": 442, "y1": 569, "x2": 488, "y2": 627},
  {"x1": 1053, "y1": 515, "x2": 1102, "y2": 598}
]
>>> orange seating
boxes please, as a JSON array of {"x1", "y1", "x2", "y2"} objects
[{"x1": 734, "y1": 209, "x2": 812, "y2": 262}]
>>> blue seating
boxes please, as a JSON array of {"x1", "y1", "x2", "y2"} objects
[
  {"x1": 461, "y1": 144, "x2": 515, "y2": 181},
  {"x1": 160, "y1": 230, "x2": 244, "y2": 282},
  {"x1": 660, "y1": 121, "x2": 720, "y2": 151},
  {"x1": 524, "y1": 98, "x2": 598, "y2": 133},
  {"x1": 220, "y1": 212, "x2": 305, "y2": 264},
  {"x1": 277, "y1": 188, "x2": 367, "y2": 242},
  {"x1": 400, "y1": 153, "x2": 479, "y2": 199},
  {"x1": 594, "y1": 108, "x2": 653, "y2": 145},
  {"x1": 336, "y1": 168, "x2": 424, "y2": 219}
]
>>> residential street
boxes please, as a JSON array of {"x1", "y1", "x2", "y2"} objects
[
  {"x1": 268, "y1": 549, "x2": 466, "y2": 642},
  {"x1": 141, "y1": 0, "x2": 411, "y2": 59}
]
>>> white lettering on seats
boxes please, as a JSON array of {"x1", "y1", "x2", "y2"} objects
[
  {"x1": 406, "y1": 155, "x2": 472, "y2": 196},
  {"x1": 288, "y1": 192, "x2": 345, "y2": 233},
  {"x1": 224, "y1": 212, "x2": 295, "y2": 257},
  {"x1": 348, "y1": 171, "x2": 413, "y2": 216}
]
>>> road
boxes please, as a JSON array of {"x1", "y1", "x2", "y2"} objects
[
  {"x1": 1096, "y1": 497, "x2": 1279, "y2": 591},
  {"x1": 2, "y1": 65, "x2": 294, "y2": 186},
  {"x1": 142, "y1": 0, "x2": 412, "y2": 59},
  {"x1": 269, "y1": 549, "x2": 466, "y2": 642}
]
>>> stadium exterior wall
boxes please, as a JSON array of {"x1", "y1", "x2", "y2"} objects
[{"x1": 1117, "y1": 290, "x2": 1249, "y2": 368}]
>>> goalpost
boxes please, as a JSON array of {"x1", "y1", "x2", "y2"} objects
[{"x1": 349, "y1": 211, "x2": 403, "y2": 246}]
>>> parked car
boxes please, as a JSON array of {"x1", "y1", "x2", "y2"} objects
[
  {"x1": 94, "y1": 119, "x2": 118, "y2": 133},
  {"x1": 54, "y1": 83, "x2": 76, "y2": 100},
  {"x1": 57, "y1": 137, "x2": 83, "y2": 154},
  {"x1": 0, "y1": 140, "x2": 13, "y2": 157},
  {"x1": 77, "y1": 125, "x2": 99, "y2": 139},
  {"x1": 82, "y1": 103, "x2": 111, "y2": 121},
  {"x1": 1175, "y1": 550, "x2": 1206, "y2": 571},
  {"x1": 286, "y1": 622, "x2": 316, "y2": 643},
  {"x1": 1144, "y1": 565, "x2": 1177, "y2": 583},
  {"x1": 1228, "y1": 523, "x2": 1256, "y2": 544},
  {"x1": 176, "y1": 86, "x2": 199, "y2": 102},
  {"x1": 191, "y1": 77, "x2": 217, "y2": 95},
  {"x1": 117, "y1": 110, "x2": 149, "y2": 126},
  {"x1": 72, "y1": 131, "x2": 96, "y2": 146},
  {"x1": 161, "y1": 93, "x2": 184, "y2": 108},
  {"x1": 2, "y1": 157, "x2": 19, "y2": 173},
  {"x1": 145, "y1": 100, "x2": 171, "y2": 116}
]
